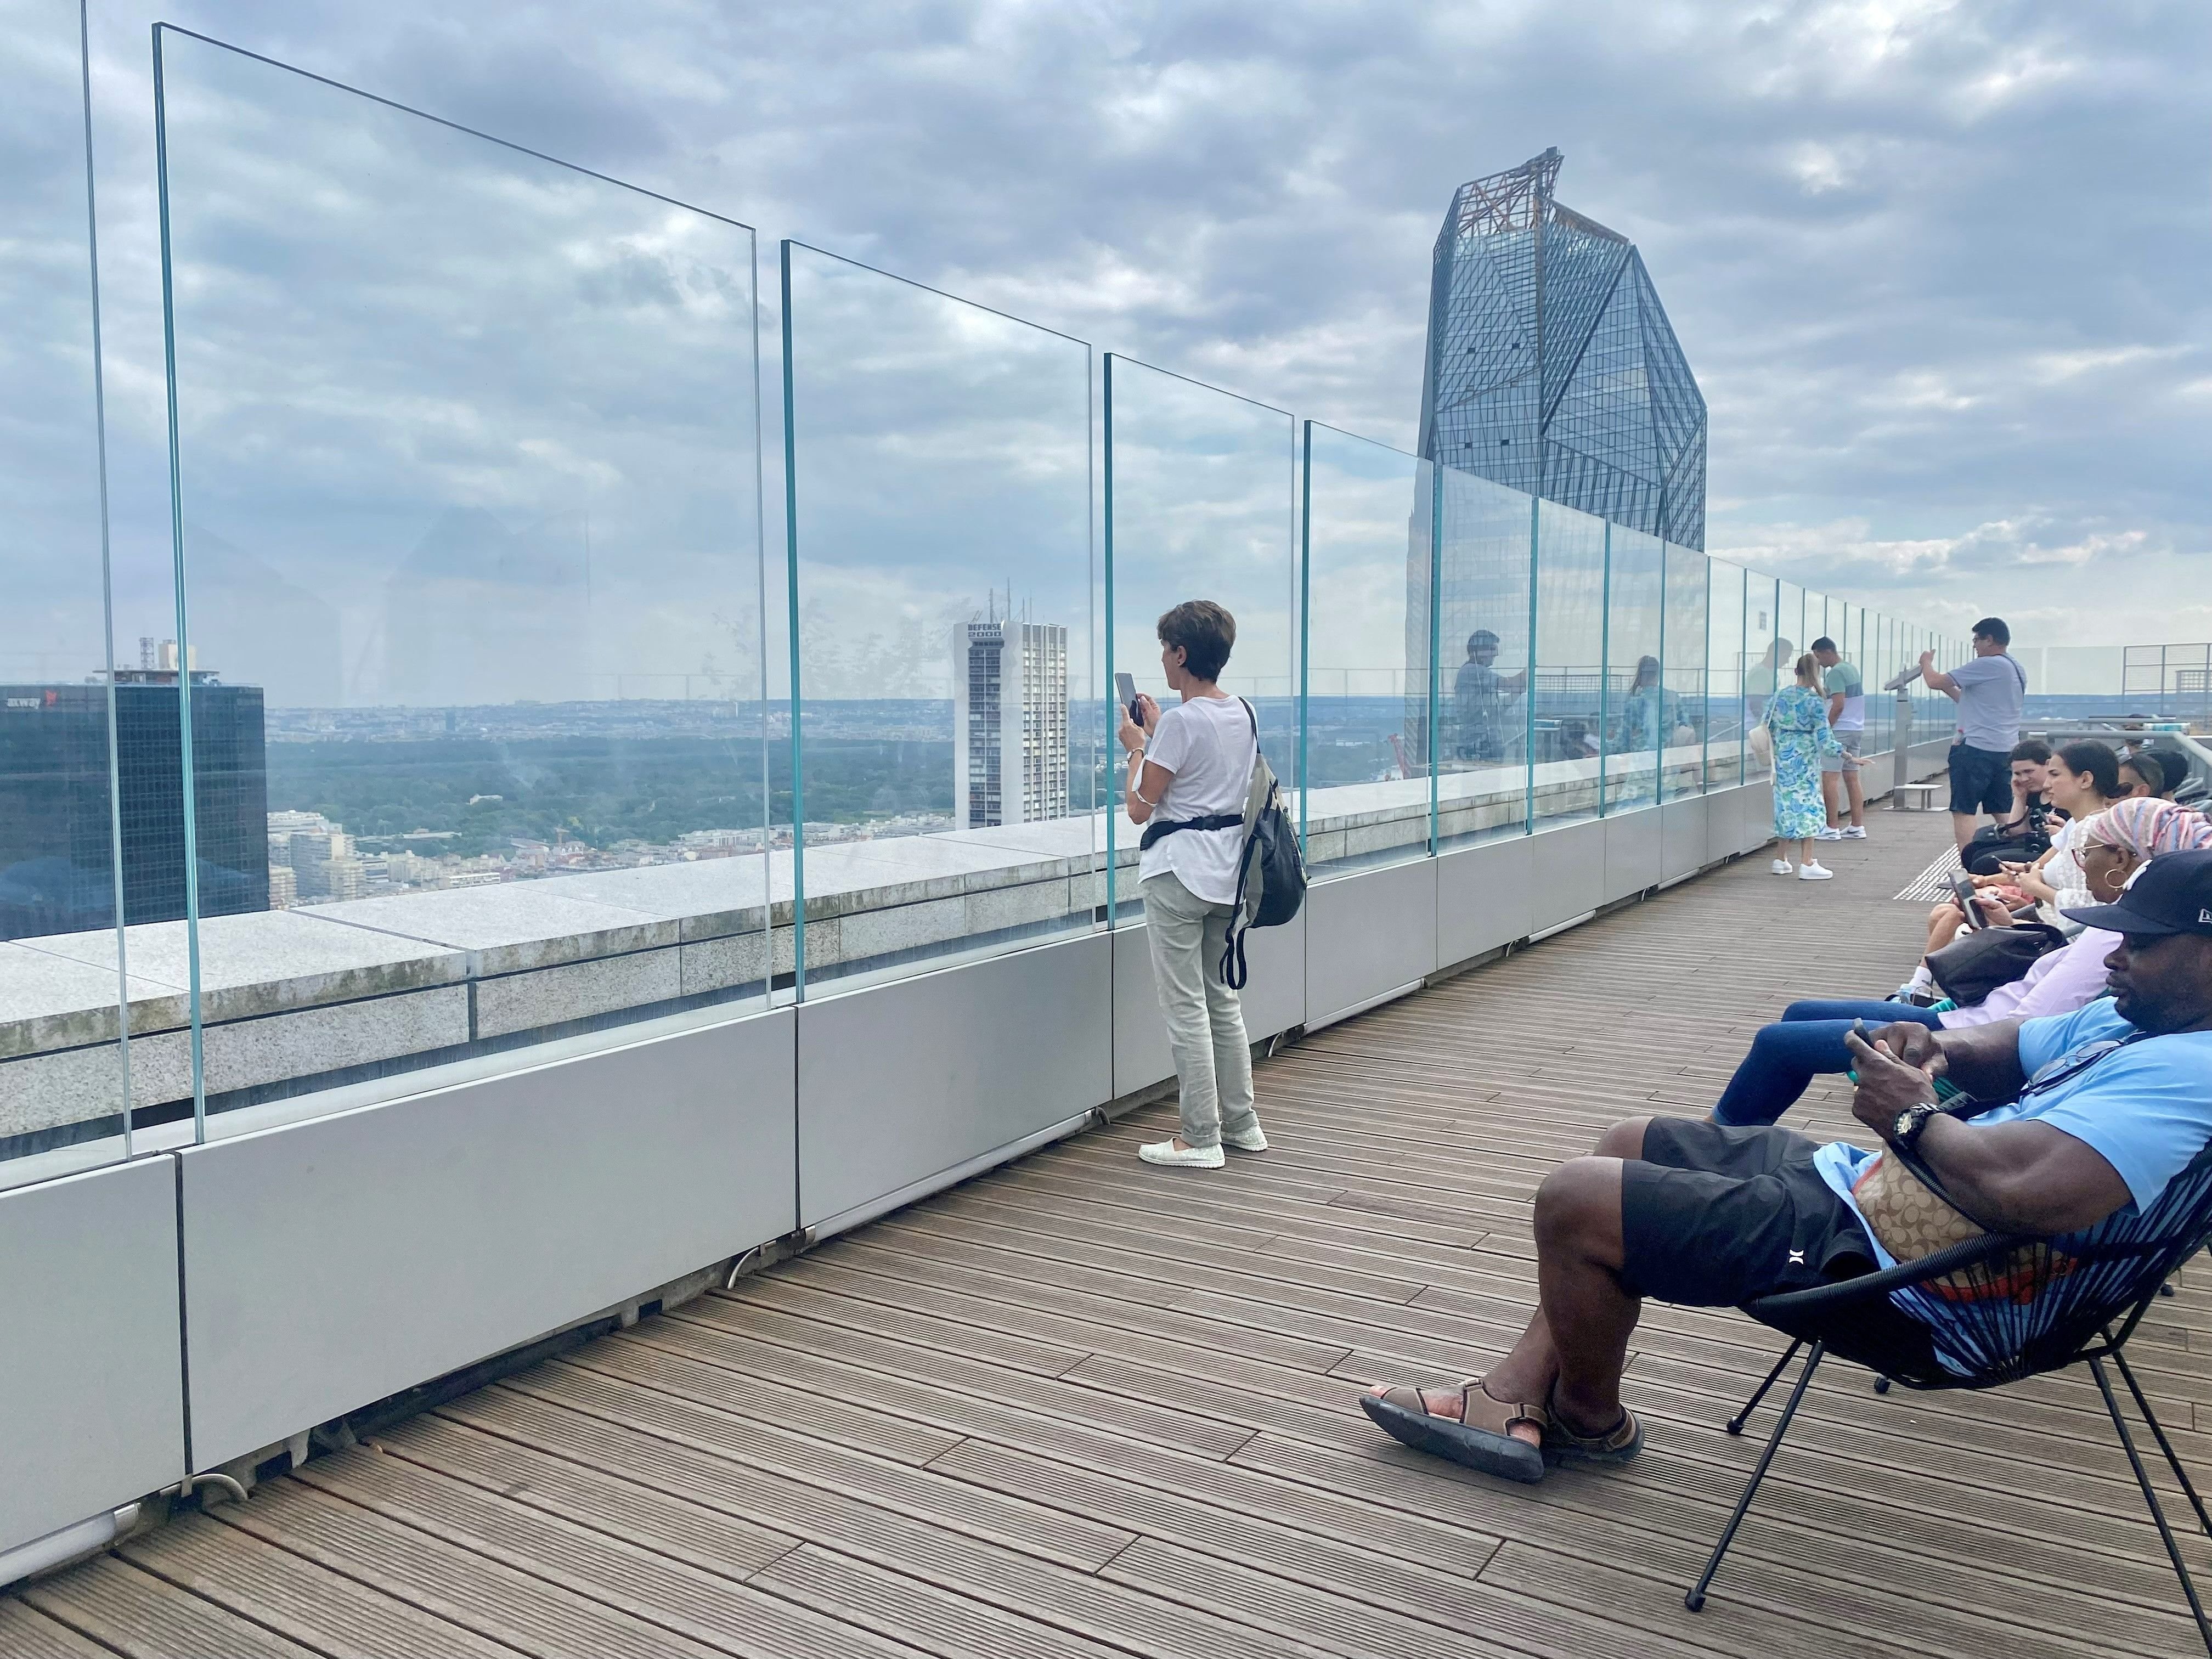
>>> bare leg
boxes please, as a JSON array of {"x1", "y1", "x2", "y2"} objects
[
  {"x1": 1925, "y1": 901, "x2": 1966, "y2": 956},
  {"x1": 1821, "y1": 771, "x2": 1841, "y2": 829},
  {"x1": 1950, "y1": 811, "x2": 1979, "y2": 855},
  {"x1": 1376, "y1": 1118, "x2": 1649, "y2": 1441},
  {"x1": 1845, "y1": 766, "x2": 1865, "y2": 827}
]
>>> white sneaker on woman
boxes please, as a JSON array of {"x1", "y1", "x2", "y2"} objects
[
  {"x1": 1799, "y1": 861, "x2": 1835, "y2": 881},
  {"x1": 1139, "y1": 1138, "x2": 1224, "y2": 1168},
  {"x1": 1770, "y1": 857, "x2": 1794, "y2": 875},
  {"x1": 1222, "y1": 1125, "x2": 1269, "y2": 1152}
]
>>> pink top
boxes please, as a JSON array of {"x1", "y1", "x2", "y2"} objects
[{"x1": 1939, "y1": 929, "x2": 2119, "y2": 1029}]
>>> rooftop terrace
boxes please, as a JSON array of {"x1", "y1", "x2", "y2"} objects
[{"x1": 10, "y1": 809, "x2": 2205, "y2": 1659}]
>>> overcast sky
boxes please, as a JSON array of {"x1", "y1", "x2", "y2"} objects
[{"x1": 10, "y1": 0, "x2": 2210, "y2": 696}]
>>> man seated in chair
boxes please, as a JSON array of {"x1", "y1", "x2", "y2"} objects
[{"x1": 1363, "y1": 849, "x2": 2212, "y2": 1483}]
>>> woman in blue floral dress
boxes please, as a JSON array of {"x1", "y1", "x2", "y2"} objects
[{"x1": 1764, "y1": 652, "x2": 1843, "y2": 880}]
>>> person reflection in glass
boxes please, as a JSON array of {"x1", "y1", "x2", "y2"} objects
[
  {"x1": 1612, "y1": 654, "x2": 1669, "y2": 806},
  {"x1": 1453, "y1": 629, "x2": 1526, "y2": 764}
]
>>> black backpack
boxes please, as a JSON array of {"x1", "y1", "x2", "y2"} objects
[{"x1": 1220, "y1": 699, "x2": 1306, "y2": 990}]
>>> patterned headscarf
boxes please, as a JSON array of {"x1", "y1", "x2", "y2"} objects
[{"x1": 2081, "y1": 797, "x2": 2212, "y2": 860}]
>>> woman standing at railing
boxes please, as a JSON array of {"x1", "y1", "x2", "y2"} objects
[
  {"x1": 1118, "y1": 600, "x2": 1267, "y2": 1171},
  {"x1": 1765, "y1": 652, "x2": 1843, "y2": 881}
]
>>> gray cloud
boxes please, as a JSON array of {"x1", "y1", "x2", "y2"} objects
[{"x1": 7, "y1": 0, "x2": 2206, "y2": 697}]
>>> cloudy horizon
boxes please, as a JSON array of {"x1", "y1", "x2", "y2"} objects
[{"x1": 12, "y1": 0, "x2": 2211, "y2": 690}]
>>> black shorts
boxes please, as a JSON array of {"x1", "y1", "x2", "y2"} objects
[
  {"x1": 1618, "y1": 1119, "x2": 1876, "y2": 1308},
  {"x1": 1948, "y1": 743, "x2": 2014, "y2": 817}
]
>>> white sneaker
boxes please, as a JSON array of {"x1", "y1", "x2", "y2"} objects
[
  {"x1": 1842, "y1": 825, "x2": 1868, "y2": 839},
  {"x1": 1814, "y1": 826, "x2": 1844, "y2": 841},
  {"x1": 1139, "y1": 1138, "x2": 1224, "y2": 1168},
  {"x1": 1222, "y1": 1125, "x2": 1269, "y2": 1152},
  {"x1": 1770, "y1": 858, "x2": 1794, "y2": 875},
  {"x1": 1799, "y1": 861, "x2": 1835, "y2": 881}
]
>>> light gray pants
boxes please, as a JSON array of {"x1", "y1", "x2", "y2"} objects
[{"x1": 1142, "y1": 872, "x2": 1259, "y2": 1150}]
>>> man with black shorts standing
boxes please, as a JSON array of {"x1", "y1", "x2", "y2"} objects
[{"x1": 1922, "y1": 618, "x2": 2027, "y2": 855}]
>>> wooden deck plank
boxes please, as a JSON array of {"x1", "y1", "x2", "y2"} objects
[{"x1": 18, "y1": 812, "x2": 2210, "y2": 1657}]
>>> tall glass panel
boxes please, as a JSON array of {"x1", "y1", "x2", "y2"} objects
[
  {"x1": 1600, "y1": 525, "x2": 1663, "y2": 814},
  {"x1": 1863, "y1": 612, "x2": 1887, "y2": 761},
  {"x1": 783, "y1": 244, "x2": 1094, "y2": 992},
  {"x1": 1301, "y1": 425, "x2": 1429, "y2": 877},
  {"x1": 155, "y1": 27, "x2": 768, "y2": 1137},
  {"x1": 1705, "y1": 562, "x2": 1747, "y2": 791},
  {"x1": 1435, "y1": 465, "x2": 1533, "y2": 848},
  {"x1": 1531, "y1": 500, "x2": 1605, "y2": 827},
  {"x1": 1776, "y1": 581, "x2": 1806, "y2": 687},
  {"x1": 1104, "y1": 357, "x2": 1294, "y2": 919},
  {"x1": 1743, "y1": 573, "x2": 1778, "y2": 783},
  {"x1": 1661, "y1": 544, "x2": 1708, "y2": 800},
  {"x1": 1, "y1": 0, "x2": 137, "y2": 1180}
]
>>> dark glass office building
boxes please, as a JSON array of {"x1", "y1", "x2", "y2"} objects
[
  {"x1": 0, "y1": 678, "x2": 269, "y2": 940},
  {"x1": 1418, "y1": 148, "x2": 1707, "y2": 549}
]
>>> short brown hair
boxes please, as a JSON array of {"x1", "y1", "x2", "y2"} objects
[{"x1": 1156, "y1": 600, "x2": 1235, "y2": 681}]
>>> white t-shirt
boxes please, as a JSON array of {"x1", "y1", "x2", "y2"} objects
[{"x1": 1137, "y1": 695, "x2": 1257, "y2": 905}]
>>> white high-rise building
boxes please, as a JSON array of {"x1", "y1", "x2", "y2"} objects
[{"x1": 952, "y1": 616, "x2": 1069, "y2": 828}]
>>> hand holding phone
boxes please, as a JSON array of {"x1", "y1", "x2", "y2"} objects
[
  {"x1": 1115, "y1": 672, "x2": 1139, "y2": 723},
  {"x1": 1950, "y1": 874, "x2": 1980, "y2": 925}
]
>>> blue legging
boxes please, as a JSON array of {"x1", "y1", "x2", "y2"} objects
[{"x1": 1709, "y1": 999, "x2": 1946, "y2": 1127}]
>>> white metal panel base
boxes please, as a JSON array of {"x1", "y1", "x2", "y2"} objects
[
  {"x1": 180, "y1": 1007, "x2": 797, "y2": 1472},
  {"x1": 1306, "y1": 859, "x2": 1438, "y2": 1029},
  {"x1": 1602, "y1": 807, "x2": 1662, "y2": 902},
  {"x1": 799, "y1": 933, "x2": 1112, "y2": 1228},
  {"x1": 0, "y1": 1156, "x2": 184, "y2": 1556},
  {"x1": 1436, "y1": 833, "x2": 1534, "y2": 970},
  {"x1": 1660, "y1": 794, "x2": 1711, "y2": 882},
  {"x1": 1528, "y1": 819, "x2": 1607, "y2": 935},
  {"x1": 1111, "y1": 911, "x2": 1305, "y2": 1101},
  {"x1": 1736, "y1": 781, "x2": 1776, "y2": 855}
]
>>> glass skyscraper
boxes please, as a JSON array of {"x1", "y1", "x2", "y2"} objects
[{"x1": 1418, "y1": 148, "x2": 1706, "y2": 549}]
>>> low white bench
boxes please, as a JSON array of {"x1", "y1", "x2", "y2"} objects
[{"x1": 1891, "y1": 782, "x2": 1942, "y2": 812}]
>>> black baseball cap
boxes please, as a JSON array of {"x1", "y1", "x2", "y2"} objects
[{"x1": 2063, "y1": 847, "x2": 2212, "y2": 939}]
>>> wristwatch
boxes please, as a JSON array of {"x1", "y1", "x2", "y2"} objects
[{"x1": 1891, "y1": 1102, "x2": 1940, "y2": 1149}]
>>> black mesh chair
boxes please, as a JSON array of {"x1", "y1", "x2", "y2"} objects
[{"x1": 1685, "y1": 1140, "x2": 2212, "y2": 1655}]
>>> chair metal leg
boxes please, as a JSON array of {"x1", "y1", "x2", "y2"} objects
[
  {"x1": 2112, "y1": 1347, "x2": 2212, "y2": 1539},
  {"x1": 1688, "y1": 1340, "x2": 1823, "y2": 1612},
  {"x1": 1726, "y1": 1341, "x2": 1802, "y2": 1435},
  {"x1": 2089, "y1": 1355, "x2": 2212, "y2": 1658}
]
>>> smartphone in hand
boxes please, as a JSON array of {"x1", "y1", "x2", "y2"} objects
[
  {"x1": 1115, "y1": 672, "x2": 1140, "y2": 723},
  {"x1": 1950, "y1": 874, "x2": 1981, "y2": 926}
]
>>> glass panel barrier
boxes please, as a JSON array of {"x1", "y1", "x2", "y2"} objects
[
  {"x1": 1301, "y1": 423, "x2": 1429, "y2": 877},
  {"x1": 783, "y1": 243, "x2": 1095, "y2": 992},
  {"x1": 1103, "y1": 356, "x2": 1294, "y2": 919},
  {"x1": 1531, "y1": 499, "x2": 1605, "y2": 826},
  {"x1": 1744, "y1": 572, "x2": 1778, "y2": 783},
  {"x1": 1705, "y1": 561, "x2": 1746, "y2": 791},
  {"x1": 1600, "y1": 524, "x2": 1663, "y2": 814},
  {"x1": 1661, "y1": 542, "x2": 1708, "y2": 800},
  {"x1": 1, "y1": 0, "x2": 139, "y2": 1180},
  {"x1": 155, "y1": 26, "x2": 768, "y2": 1137},
  {"x1": 1777, "y1": 580, "x2": 1806, "y2": 686},
  {"x1": 1435, "y1": 464, "x2": 1533, "y2": 848}
]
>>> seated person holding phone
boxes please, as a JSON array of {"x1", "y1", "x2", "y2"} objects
[
  {"x1": 1362, "y1": 850, "x2": 2212, "y2": 1485},
  {"x1": 1709, "y1": 799, "x2": 2212, "y2": 1127},
  {"x1": 1921, "y1": 741, "x2": 2119, "y2": 962}
]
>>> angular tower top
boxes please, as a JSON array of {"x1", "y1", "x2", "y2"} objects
[{"x1": 1441, "y1": 148, "x2": 1626, "y2": 250}]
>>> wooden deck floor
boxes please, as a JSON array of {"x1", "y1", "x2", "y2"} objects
[{"x1": 12, "y1": 809, "x2": 2212, "y2": 1659}]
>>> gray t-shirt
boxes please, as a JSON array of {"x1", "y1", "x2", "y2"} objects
[{"x1": 1948, "y1": 651, "x2": 2026, "y2": 752}]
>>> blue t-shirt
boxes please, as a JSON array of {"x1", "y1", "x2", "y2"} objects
[{"x1": 1816, "y1": 998, "x2": 2212, "y2": 1259}]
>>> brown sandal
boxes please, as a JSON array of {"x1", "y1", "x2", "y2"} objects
[
  {"x1": 1542, "y1": 1387, "x2": 1643, "y2": 1466},
  {"x1": 1360, "y1": 1378, "x2": 1550, "y2": 1483}
]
